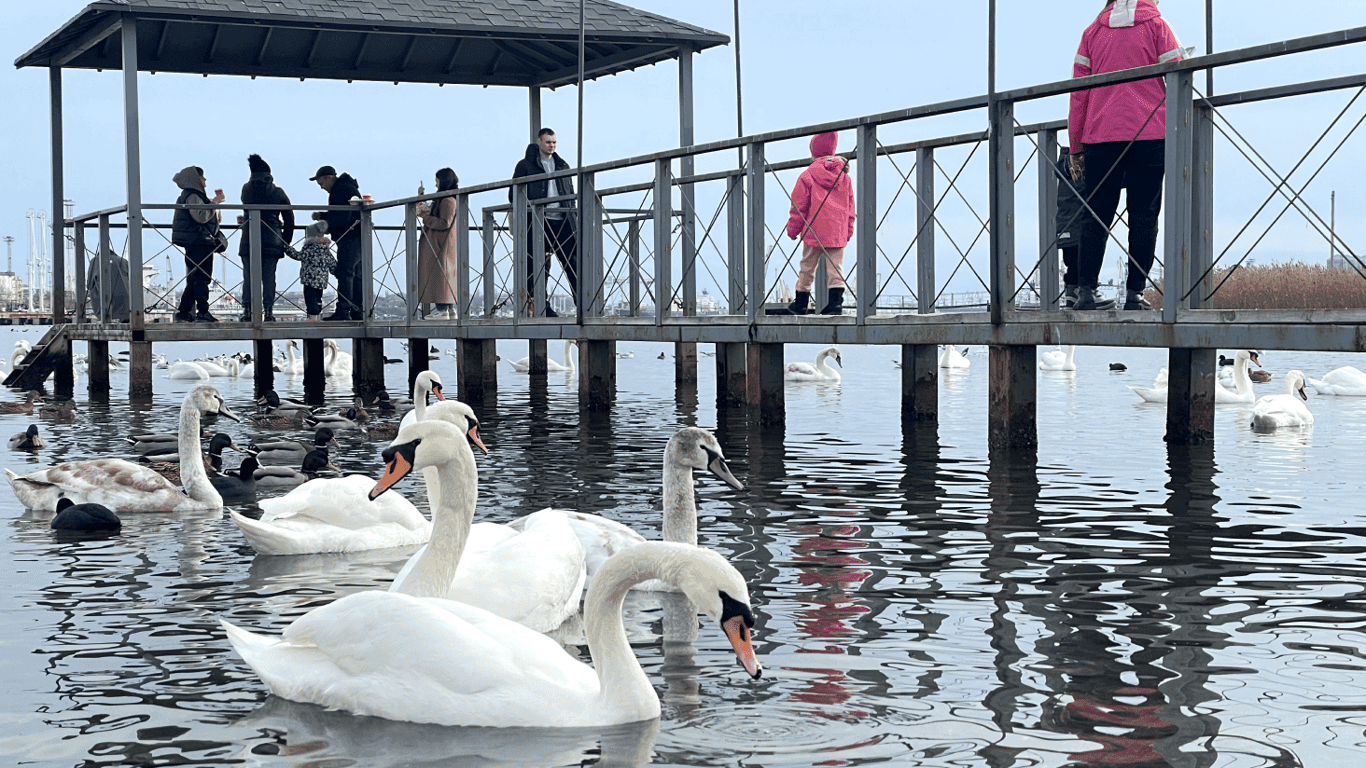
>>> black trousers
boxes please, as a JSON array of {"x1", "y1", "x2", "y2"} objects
[
  {"x1": 1078, "y1": 139, "x2": 1164, "y2": 292},
  {"x1": 333, "y1": 235, "x2": 363, "y2": 317},
  {"x1": 176, "y1": 243, "x2": 215, "y2": 315},
  {"x1": 240, "y1": 254, "x2": 280, "y2": 317},
  {"x1": 526, "y1": 216, "x2": 578, "y2": 305}
]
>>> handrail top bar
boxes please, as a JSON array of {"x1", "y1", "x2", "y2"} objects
[
  {"x1": 67, "y1": 205, "x2": 130, "y2": 223},
  {"x1": 1200, "y1": 71, "x2": 1366, "y2": 108}
]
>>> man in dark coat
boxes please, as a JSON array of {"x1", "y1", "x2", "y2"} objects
[
  {"x1": 311, "y1": 165, "x2": 364, "y2": 320},
  {"x1": 238, "y1": 154, "x2": 295, "y2": 321},
  {"x1": 510, "y1": 128, "x2": 577, "y2": 317},
  {"x1": 1055, "y1": 150, "x2": 1114, "y2": 310}
]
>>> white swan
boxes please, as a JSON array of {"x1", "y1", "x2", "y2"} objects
[
  {"x1": 229, "y1": 474, "x2": 430, "y2": 556},
  {"x1": 1308, "y1": 365, "x2": 1366, "y2": 397},
  {"x1": 508, "y1": 340, "x2": 577, "y2": 373},
  {"x1": 195, "y1": 357, "x2": 232, "y2": 377},
  {"x1": 380, "y1": 417, "x2": 586, "y2": 633},
  {"x1": 395, "y1": 370, "x2": 459, "y2": 435},
  {"x1": 1251, "y1": 370, "x2": 1314, "y2": 431},
  {"x1": 12, "y1": 339, "x2": 31, "y2": 370},
  {"x1": 1128, "y1": 350, "x2": 1260, "y2": 404},
  {"x1": 220, "y1": 425, "x2": 760, "y2": 728},
  {"x1": 276, "y1": 341, "x2": 304, "y2": 375},
  {"x1": 168, "y1": 360, "x2": 211, "y2": 380},
  {"x1": 785, "y1": 346, "x2": 842, "y2": 382},
  {"x1": 516, "y1": 427, "x2": 742, "y2": 593},
  {"x1": 6, "y1": 385, "x2": 237, "y2": 513},
  {"x1": 939, "y1": 345, "x2": 970, "y2": 369},
  {"x1": 1038, "y1": 345, "x2": 1077, "y2": 372},
  {"x1": 324, "y1": 339, "x2": 354, "y2": 377}
]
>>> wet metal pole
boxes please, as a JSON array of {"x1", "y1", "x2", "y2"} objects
[{"x1": 1206, "y1": 0, "x2": 1214, "y2": 95}]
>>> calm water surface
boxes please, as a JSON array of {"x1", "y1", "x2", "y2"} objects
[{"x1": 2, "y1": 326, "x2": 1364, "y2": 767}]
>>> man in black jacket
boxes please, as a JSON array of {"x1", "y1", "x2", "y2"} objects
[
  {"x1": 238, "y1": 154, "x2": 295, "y2": 321},
  {"x1": 311, "y1": 165, "x2": 364, "y2": 320},
  {"x1": 1055, "y1": 150, "x2": 1114, "y2": 310},
  {"x1": 510, "y1": 128, "x2": 577, "y2": 317}
]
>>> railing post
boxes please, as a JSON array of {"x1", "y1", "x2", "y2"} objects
[
  {"x1": 727, "y1": 171, "x2": 746, "y2": 315},
  {"x1": 627, "y1": 219, "x2": 641, "y2": 317},
  {"x1": 360, "y1": 206, "x2": 374, "y2": 325},
  {"x1": 456, "y1": 194, "x2": 470, "y2": 321},
  {"x1": 1163, "y1": 70, "x2": 1194, "y2": 323},
  {"x1": 653, "y1": 158, "x2": 672, "y2": 324},
  {"x1": 1190, "y1": 99, "x2": 1214, "y2": 310},
  {"x1": 97, "y1": 214, "x2": 111, "y2": 323},
  {"x1": 1038, "y1": 128, "x2": 1061, "y2": 310},
  {"x1": 916, "y1": 147, "x2": 935, "y2": 314},
  {"x1": 74, "y1": 220, "x2": 86, "y2": 323},
  {"x1": 580, "y1": 170, "x2": 603, "y2": 318},
  {"x1": 121, "y1": 19, "x2": 145, "y2": 334},
  {"x1": 482, "y1": 209, "x2": 497, "y2": 318},
  {"x1": 248, "y1": 208, "x2": 263, "y2": 324},
  {"x1": 531, "y1": 203, "x2": 546, "y2": 315},
  {"x1": 512, "y1": 184, "x2": 528, "y2": 323},
  {"x1": 988, "y1": 98, "x2": 1015, "y2": 324},
  {"x1": 855, "y1": 122, "x2": 877, "y2": 322},
  {"x1": 746, "y1": 141, "x2": 765, "y2": 323},
  {"x1": 404, "y1": 201, "x2": 420, "y2": 322}
]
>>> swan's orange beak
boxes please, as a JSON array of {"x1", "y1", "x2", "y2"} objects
[
  {"x1": 723, "y1": 615, "x2": 762, "y2": 679},
  {"x1": 467, "y1": 425, "x2": 488, "y2": 454},
  {"x1": 371, "y1": 440, "x2": 418, "y2": 499},
  {"x1": 433, "y1": 383, "x2": 445, "y2": 401}
]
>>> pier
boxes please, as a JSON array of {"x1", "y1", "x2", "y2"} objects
[{"x1": 14, "y1": 1, "x2": 1366, "y2": 448}]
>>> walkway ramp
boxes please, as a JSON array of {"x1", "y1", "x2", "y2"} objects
[{"x1": 4, "y1": 325, "x2": 70, "y2": 391}]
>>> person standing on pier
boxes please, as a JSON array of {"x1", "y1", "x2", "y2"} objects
[
  {"x1": 311, "y1": 165, "x2": 364, "y2": 321},
  {"x1": 297, "y1": 217, "x2": 335, "y2": 321},
  {"x1": 510, "y1": 128, "x2": 577, "y2": 317},
  {"x1": 779, "y1": 132, "x2": 855, "y2": 316},
  {"x1": 417, "y1": 167, "x2": 460, "y2": 320},
  {"x1": 1068, "y1": 0, "x2": 1186, "y2": 310},
  {"x1": 1055, "y1": 149, "x2": 1114, "y2": 310},
  {"x1": 171, "y1": 166, "x2": 224, "y2": 323},
  {"x1": 237, "y1": 154, "x2": 294, "y2": 322}
]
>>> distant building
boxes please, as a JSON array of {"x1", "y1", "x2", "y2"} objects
[{"x1": 0, "y1": 272, "x2": 24, "y2": 309}]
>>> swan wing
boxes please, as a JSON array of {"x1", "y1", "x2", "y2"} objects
[
  {"x1": 222, "y1": 591, "x2": 598, "y2": 727},
  {"x1": 1127, "y1": 385, "x2": 1167, "y2": 403},
  {"x1": 8, "y1": 459, "x2": 180, "y2": 512},
  {"x1": 258, "y1": 476, "x2": 427, "y2": 530},
  {"x1": 451, "y1": 510, "x2": 588, "y2": 633},
  {"x1": 230, "y1": 508, "x2": 431, "y2": 556}
]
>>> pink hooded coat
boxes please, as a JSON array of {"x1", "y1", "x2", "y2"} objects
[
  {"x1": 786, "y1": 132, "x2": 856, "y2": 249},
  {"x1": 1068, "y1": 0, "x2": 1186, "y2": 153}
]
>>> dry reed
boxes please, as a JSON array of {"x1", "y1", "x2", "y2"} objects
[{"x1": 1143, "y1": 262, "x2": 1366, "y2": 310}]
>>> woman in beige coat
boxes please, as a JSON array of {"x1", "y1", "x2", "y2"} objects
[{"x1": 417, "y1": 167, "x2": 459, "y2": 318}]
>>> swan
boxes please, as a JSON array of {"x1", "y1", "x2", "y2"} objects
[
  {"x1": 221, "y1": 429, "x2": 760, "y2": 728},
  {"x1": 9, "y1": 424, "x2": 43, "y2": 451},
  {"x1": 195, "y1": 357, "x2": 232, "y2": 377},
  {"x1": 1308, "y1": 365, "x2": 1366, "y2": 397},
  {"x1": 1129, "y1": 351, "x2": 1260, "y2": 404},
  {"x1": 0, "y1": 391, "x2": 43, "y2": 414},
  {"x1": 1039, "y1": 345, "x2": 1077, "y2": 372},
  {"x1": 381, "y1": 417, "x2": 586, "y2": 633},
  {"x1": 12, "y1": 339, "x2": 31, "y2": 369},
  {"x1": 51, "y1": 497, "x2": 121, "y2": 532},
  {"x1": 277, "y1": 341, "x2": 304, "y2": 376},
  {"x1": 250, "y1": 447, "x2": 340, "y2": 489},
  {"x1": 396, "y1": 370, "x2": 467, "y2": 435},
  {"x1": 515, "y1": 426, "x2": 742, "y2": 593},
  {"x1": 508, "y1": 340, "x2": 577, "y2": 373},
  {"x1": 1251, "y1": 370, "x2": 1314, "y2": 431},
  {"x1": 250, "y1": 427, "x2": 337, "y2": 465},
  {"x1": 5, "y1": 385, "x2": 237, "y2": 513},
  {"x1": 168, "y1": 360, "x2": 211, "y2": 380},
  {"x1": 228, "y1": 473, "x2": 428, "y2": 556},
  {"x1": 939, "y1": 345, "x2": 970, "y2": 369},
  {"x1": 785, "y1": 346, "x2": 842, "y2": 382},
  {"x1": 324, "y1": 339, "x2": 354, "y2": 377}
]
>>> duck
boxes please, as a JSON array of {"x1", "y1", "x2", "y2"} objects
[
  {"x1": 250, "y1": 427, "x2": 337, "y2": 465},
  {"x1": 228, "y1": 469, "x2": 427, "y2": 555},
  {"x1": 939, "y1": 345, "x2": 971, "y2": 369},
  {"x1": 211, "y1": 455, "x2": 260, "y2": 499},
  {"x1": 0, "y1": 390, "x2": 43, "y2": 415},
  {"x1": 1251, "y1": 370, "x2": 1314, "y2": 431},
  {"x1": 1307, "y1": 365, "x2": 1366, "y2": 397},
  {"x1": 256, "y1": 390, "x2": 313, "y2": 417},
  {"x1": 1038, "y1": 345, "x2": 1077, "y2": 372},
  {"x1": 249, "y1": 447, "x2": 340, "y2": 489},
  {"x1": 1218, "y1": 354, "x2": 1236, "y2": 367},
  {"x1": 382, "y1": 415, "x2": 586, "y2": 633},
  {"x1": 306, "y1": 399, "x2": 368, "y2": 430},
  {"x1": 1109, "y1": 362, "x2": 1127, "y2": 371},
  {"x1": 508, "y1": 340, "x2": 577, "y2": 373},
  {"x1": 252, "y1": 408, "x2": 314, "y2": 430},
  {"x1": 9, "y1": 424, "x2": 43, "y2": 451},
  {"x1": 39, "y1": 400, "x2": 77, "y2": 420},
  {"x1": 515, "y1": 426, "x2": 742, "y2": 592},
  {"x1": 126, "y1": 427, "x2": 211, "y2": 454},
  {"x1": 139, "y1": 432, "x2": 238, "y2": 472},
  {"x1": 5, "y1": 385, "x2": 237, "y2": 513},
  {"x1": 50, "y1": 497, "x2": 121, "y2": 532},
  {"x1": 365, "y1": 421, "x2": 400, "y2": 441},
  {"x1": 220, "y1": 425, "x2": 760, "y2": 728},
  {"x1": 785, "y1": 346, "x2": 842, "y2": 382},
  {"x1": 1249, "y1": 369, "x2": 1273, "y2": 384}
]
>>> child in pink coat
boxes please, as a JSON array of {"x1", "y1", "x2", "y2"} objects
[{"x1": 782, "y1": 132, "x2": 855, "y2": 315}]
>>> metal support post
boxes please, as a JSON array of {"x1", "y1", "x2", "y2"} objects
[
  {"x1": 359, "y1": 207, "x2": 374, "y2": 324},
  {"x1": 900, "y1": 344, "x2": 938, "y2": 424},
  {"x1": 528, "y1": 339, "x2": 547, "y2": 375},
  {"x1": 745, "y1": 142, "x2": 765, "y2": 323},
  {"x1": 716, "y1": 341, "x2": 747, "y2": 408},
  {"x1": 512, "y1": 184, "x2": 529, "y2": 321},
  {"x1": 74, "y1": 221, "x2": 86, "y2": 322},
  {"x1": 482, "y1": 209, "x2": 497, "y2": 317},
  {"x1": 128, "y1": 340, "x2": 153, "y2": 404},
  {"x1": 247, "y1": 209, "x2": 263, "y2": 323},
  {"x1": 303, "y1": 339, "x2": 326, "y2": 405},
  {"x1": 675, "y1": 341, "x2": 697, "y2": 385},
  {"x1": 455, "y1": 194, "x2": 470, "y2": 320},
  {"x1": 987, "y1": 344, "x2": 1036, "y2": 450},
  {"x1": 745, "y1": 342, "x2": 784, "y2": 426},
  {"x1": 97, "y1": 215, "x2": 110, "y2": 322},
  {"x1": 679, "y1": 45, "x2": 697, "y2": 317},
  {"x1": 916, "y1": 147, "x2": 935, "y2": 314},
  {"x1": 50, "y1": 66, "x2": 65, "y2": 323},
  {"x1": 87, "y1": 339, "x2": 110, "y2": 401},
  {"x1": 457, "y1": 338, "x2": 498, "y2": 403},
  {"x1": 408, "y1": 337, "x2": 429, "y2": 396},
  {"x1": 1165, "y1": 348, "x2": 1216, "y2": 444},
  {"x1": 1038, "y1": 129, "x2": 1061, "y2": 309},
  {"x1": 580, "y1": 171, "x2": 603, "y2": 317},
  {"x1": 578, "y1": 339, "x2": 616, "y2": 411},
  {"x1": 404, "y1": 201, "x2": 420, "y2": 320},
  {"x1": 1190, "y1": 102, "x2": 1214, "y2": 310},
  {"x1": 627, "y1": 219, "x2": 641, "y2": 316},
  {"x1": 1163, "y1": 70, "x2": 1195, "y2": 323},
  {"x1": 253, "y1": 338, "x2": 274, "y2": 397},
  {"x1": 988, "y1": 99, "x2": 1015, "y2": 325},
  {"x1": 653, "y1": 159, "x2": 672, "y2": 324},
  {"x1": 352, "y1": 338, "x2": 385, "y2": 405},
  {"x1": 528, "y1": 87, "x2": 541, "y2": 142},
  {"x1": 727, "y1": 172, "x2": 745, "y2": 315},
  {"x1": 121, "y1": 19, "x2": 145, "y2": 332},
  {"x1": 855, "y1": 122, "x2": 877, "y2": 322}
]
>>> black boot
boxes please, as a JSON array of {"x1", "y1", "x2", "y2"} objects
[
  {"x1": 819, "y1": 288, "x2": 845, "y2": 315},
  {"x1": 768, "y1": 291, "x2": 810, "y2": 316}
]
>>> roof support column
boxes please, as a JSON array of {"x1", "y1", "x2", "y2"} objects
[
  {"x1": 49, "y1": 66, "x2": 65, "y2": 323},
  {"x1": 678, "y1": 45, "x2": 696, "y2": 317},
  {"x1": 120, "y1": 17, "x2": 145, "y2": 333},
  {"x1": 528, "y1": 86, "x2": 541, "y2": 141}
]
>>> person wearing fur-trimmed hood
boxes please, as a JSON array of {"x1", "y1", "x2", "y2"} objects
[{"x1": 779, "y1": 132, "x2": 855, "y2": 316}]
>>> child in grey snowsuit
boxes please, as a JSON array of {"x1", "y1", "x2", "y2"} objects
[{"x1": 297, "y1": 217, "x2": 336, "y2": 320}]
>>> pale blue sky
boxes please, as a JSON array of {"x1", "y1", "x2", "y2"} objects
[{"x1": 2, "y1": 1, "x2": 1362, "y2": 294}]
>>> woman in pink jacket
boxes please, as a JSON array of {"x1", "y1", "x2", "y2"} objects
[
  {"x1": 781, "y1": 132, "x2": 855, "y2": 315},
  {"x1": 1068, "y1": 0, "x2": 1185, "y2": 310}
]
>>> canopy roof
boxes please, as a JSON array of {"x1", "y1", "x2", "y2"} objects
[{"x1": 16, "y1": 0, "x2": 728, "y2": 88}]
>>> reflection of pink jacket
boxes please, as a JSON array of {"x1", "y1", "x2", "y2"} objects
[
  {"x1": 1068, "y1": 0, "x2": 1185, "y2": 153},
  {"x1": 786, "y1": 132, "x2": 856, "y2": 249}
]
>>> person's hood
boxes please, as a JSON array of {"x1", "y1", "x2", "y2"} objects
[
  {"x1": 1099, "y1": 0, "x2": 1161, "y2": 28},
  {"x1": 523, "y1": 143, "x2": 542, "y2": 163},
  {"x1": 173, "y1": 166, "x2": 204, "y2": 191},
  {"x1": 333, "y1": 173, "x2": 360, "y2": 195},
  {"x1": 245, "y1": 171, "x2": 275, "y2": 186},
  {"x1": 806, "y1": 157, "x2": 849, "y2": 191},
  {"x1": 810, "y1": 132, "x2": 838, "y2": 158}
]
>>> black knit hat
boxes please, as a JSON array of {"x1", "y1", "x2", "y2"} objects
[{"x1": 247, "y1": 154, "x2": 271, "y2": 174}]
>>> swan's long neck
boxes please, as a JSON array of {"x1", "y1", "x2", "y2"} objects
[
  {"x1": 177, "y1": 399, "x2": 220, "y2": 506},
  {"x1": 413, "y1": 380, "x2": 428, "y2": 422},
  {"x1": 662, "y1": 450, "x2": 697, "y2": 545},
  {"x1": 1065, "y1": 346, "x2": 1076, "y2": 365},
  {"x1": 392, "y1": 445, "x2": 478, "y2": 598},
  {"x1": 1235, "y1": 356, "x2": 1253, "y2": 395},
  {"x1": 583, "y1": 545, "x2": 672, "y2": 719},
  {"x1": 564, "y1": 340, "x2": 576, "y2": 370},
  {"x1": 324, "y1": 343, "x2": 336, "y2": 374}
]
